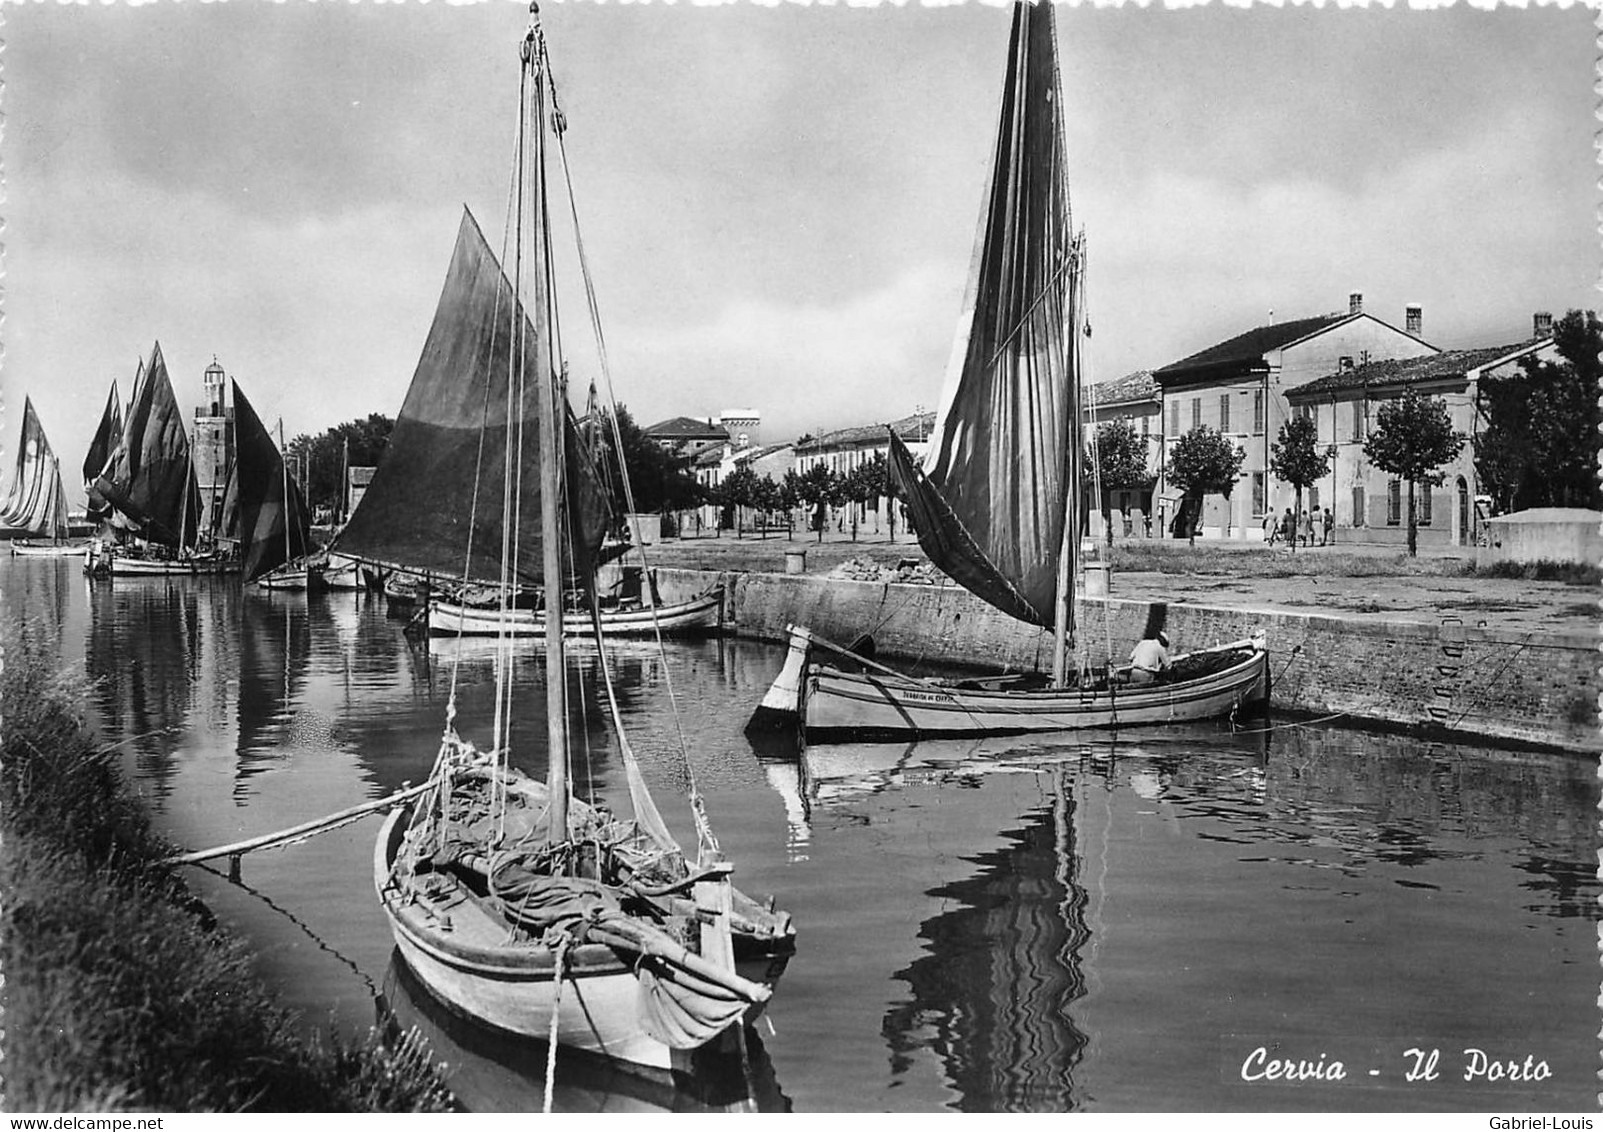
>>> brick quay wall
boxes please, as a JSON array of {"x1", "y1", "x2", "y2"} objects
[{"x1": 651, "y1": 566, "x2": 1598, "y2": 754}]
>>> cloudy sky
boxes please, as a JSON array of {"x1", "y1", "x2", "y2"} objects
[{"x1": 1, "y1": 0, "x2": 1594, "y2": 504}]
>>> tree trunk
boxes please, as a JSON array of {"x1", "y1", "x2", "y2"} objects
[{"x1": 1406, "y1": 477, "x2": 1418, "y2": 556}]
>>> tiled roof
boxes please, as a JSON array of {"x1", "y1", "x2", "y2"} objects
[
  {"x1": 1087, "y1": 370, "x2": 1156, "y2": 406},
  {"x1": 742, "y1": 442, "x2": 793, "y2": 463},
  {"x1": 1285, "y1": 344, "x2": 1528, "y2": 398},
  {"x1": 797, "y1": 410, "x2": 936, "y2": 452},
  {"x1": 645, "y1": 415, "x2": 727, "y2": 440},
  {"x1": 1154, "y1": 314, "x2": 1352, "y2": 382}
]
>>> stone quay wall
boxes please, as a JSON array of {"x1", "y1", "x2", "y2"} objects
[{"x1": 654, "y1": 567, "x2": 1599, "y2": 754}]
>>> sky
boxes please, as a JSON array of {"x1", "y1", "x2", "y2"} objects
[{"x1": 0, "y1": 0, "x2": 1595, "y2": 506}]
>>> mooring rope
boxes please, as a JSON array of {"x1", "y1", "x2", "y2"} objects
[{"x1": 543, "y1": 935, "x2": 568, "y2": 1114}]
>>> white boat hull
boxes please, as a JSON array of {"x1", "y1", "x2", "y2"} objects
[
  {"x1": 10, "y1": 540, "x2": 88, "y2": 558},
  {"x1": 795, "y1": 632, "x2": 1269, "y2": 739},
  {"x1": 374, "y1": 806, "x2": 787, "y2": 1075},
  {"x1": 429, "y1": 586, "x2": 723, "y2": 638},
  {"x1": 103, "y1": 554, "x2": 238, "y2": 576}
]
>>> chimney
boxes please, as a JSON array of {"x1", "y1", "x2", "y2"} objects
[
  {"x1": 1533, "y1": 311, "x2": 1554, "y2": 339},
  {"x1": 1349, "y1": 292, "x2": 1364, "y2": 316},
  {"x1": 1405, "y1": 304, "x2": 1423, "y2": 337}
]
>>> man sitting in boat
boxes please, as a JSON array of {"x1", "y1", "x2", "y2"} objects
[{"x1": 1127, "y1": 631, "x2": 1170, "y2": 685}]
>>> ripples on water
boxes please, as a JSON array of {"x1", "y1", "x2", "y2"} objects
[{"x1": 7, "y1": 555, "x2": 1598, "y2": 1112}]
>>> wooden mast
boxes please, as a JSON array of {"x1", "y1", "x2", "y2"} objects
[{"x1": 525, "y1": 6, "x2": 569, "y2": 841}]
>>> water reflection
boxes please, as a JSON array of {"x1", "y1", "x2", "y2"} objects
[
  {"x1": 381, "y1": 956, "x2": 792, "y2": 1113},
  {"x1": 5, "y1": 551, "x2": 1595, "y2": 1113}
]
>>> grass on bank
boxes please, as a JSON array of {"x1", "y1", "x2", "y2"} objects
[{"x1": 0, "y1": 616, "x2": 454, "y2": 1113}]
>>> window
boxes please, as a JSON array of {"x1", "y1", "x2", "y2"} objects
[
  {"x1": 1191, "y1": 397, "x2": 1201, "y2": 430},
  {"x1": 1252, "y1": 472, "x2": 1265, "y2": 515},
  {"x1": 1310, "y1": 404, "x2": 1320, "y2": 439},
  {"x1": 1168, "y1": 400, "x2": 1180, "y2": 438},
  {"x1": 1219, "y1": 394, "x2": 1231, "y2": 433},
  {"x1": 1387, "y1": 479, "x2": 1402, "y2": 526},
  {"x1": 1140, "y1": 414, "x2": 1150, "y2": 439},
  {"x1": 1418, "y1": 484, "x2": 1432, "y2": 526},
  {"x1": 1351, "y1": 485, "x2": 1365, "y2": 527},
  {"x1": 1308, "y1": 484, "x2": 1319, "y2": 512},
  {"x1": 1351, "y1": 399, "x2": 1365, "y2": 441},
  {"x1": 1253, "y1": 390, "x2": 1265, "y2": 435}
]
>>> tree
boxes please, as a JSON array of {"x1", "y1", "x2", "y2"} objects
[
  {"x1": 778, "y1": 470, "x2": 803, "y2": 541},
  {"x1": 1165, "y1": 426, "x2": 1245, "y2": 548},
  {"x1": 717, "y1": 465, "x2": 759, "y2": 537},
  {"x1": 853, "y1": 453, "x2": 892, "y2": 537},
  {"x1": 750, "y1": 474, "x2": 782, "y2": 539},
  {"x1": 601, "y1": 404, "x2": 702, "y2": 517},
  {"x1": 793, "y1": 463, "x2": 839, "y2": 543},
  {"x1": 1268, "y1": 414, "x2": 1331, "y2": 552},
  {"x1": 1085, "y1": 419, "x2": 1154, "y2": 545},
  {"x1": 287, "y1": 413, "x2": 395, "y2": 518},
  {"x1": 1363, "y1": 386, "x2": 1465, "y2": 556},
  {"x1": 1475, "y1": 310, "x2": 1603, "y2": 513}
]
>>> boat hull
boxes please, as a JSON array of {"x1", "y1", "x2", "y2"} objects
[
  {"x1": 103, "y1": 553, "x2": 239, "y2": 576},
  {"x1": 799, "y1": 638, "x2": 1268, "y2": 739},
  {"x1": 428, "y1": 587, "x2": 723, "y2": 638},
  {"x1": 374, "y1": 806, "x2": 788, "y2": 1075},
  {"x1": 9, "y1": 540, "x2": 88, "y2": 558}
]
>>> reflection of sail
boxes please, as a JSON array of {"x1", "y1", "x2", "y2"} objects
[
  {"x1": 883, "y1": 772, "x2": 1089, "y2": 1111},
  {"x1": 84, "y1": 580, "x2": 200, "y2": 798},
  {"x1": 235, "y1": 594, "x2": 312, "y2": 792}
]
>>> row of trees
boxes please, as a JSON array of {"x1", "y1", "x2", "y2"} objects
[
  {"x1": 1087, "y1": 386, "x2": 1467, "y2": 556},
  {"x1": 709, "y1": 455, "x2": 897, "y2": 542}
]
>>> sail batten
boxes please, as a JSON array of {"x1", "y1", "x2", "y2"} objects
[
  {"x1": 896, "y1": 1, "x2": 1079, "y2": 631},
  {"x1": 334, "y1": 208, "x2": 612, "y2": 587}
]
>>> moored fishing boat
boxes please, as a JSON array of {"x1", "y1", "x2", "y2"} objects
[
  {"x1": 758, "y1": 0, "x2": 1267, "y2": 741},
  {"x1": 2, "y1": 398, "x2": 80, "y2": 553},
  {"x1": 343, "y1": 5, "x2": 794, "y2": 1088},
  {"x1": 229, "y1": 382, "x2": 318, "y2": 590},
  {"x1": 426, "y1": 580, "x2": 722, "y2": 639}
]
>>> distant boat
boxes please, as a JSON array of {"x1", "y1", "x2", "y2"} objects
[
  {"x1": 4, "y1": 398, "x2": 85, "y2": 556},
  {"x1": 88, "y1": 343, "x2": 231, "y2": 576},
  {"x1": 426, "y1": 573, "x2": 723, "y2": 639},
  {"x1": 82, "y1": 377, "x2": 123, "y2": 527},
  {"x1": 758, "y1": 0, "x2": 1267, "y2": 740},
  {"x1": 344, "y1": 7, "x2": 793, "y2": 1084},
  {"x1": 229, "y1": 381, "x2": 318, "y2": 591}
]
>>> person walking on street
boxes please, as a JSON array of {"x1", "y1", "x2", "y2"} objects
[
  {"x1": 1299, "y1": 508, "x2": 1314, "y2": 547},
  {"x1": 1280, "y1": 508, "x2": 1295, "y2": 549},
  {"x1": 1264, "y1": 512, "x2": 1278, "y2": 546},
  {"x1": 1321, "y1": 507, "x2": 1334, "y2": 546}
]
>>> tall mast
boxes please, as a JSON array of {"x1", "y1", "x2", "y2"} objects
[
  {"x1": 525, "y1": 6, "x2": 569, "y2": 840},
  {"x1": 278, "y1": 420, "x2": 292, "y2": 567}
]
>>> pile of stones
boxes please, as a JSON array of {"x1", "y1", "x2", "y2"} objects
[{"x1": 828, "y1": 557, "x2": 945, "y2": 585}]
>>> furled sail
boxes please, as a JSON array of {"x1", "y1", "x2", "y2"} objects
[
  {"x1": 890, "y1": 0, "x2": 1082, "y2": 631},
  {"x1": 231, "y1": 381, "x2": 312, "y2": 581},
  {"x1": 1, "y1": 397, "x2": 53, "y2": 531},
  {"x1": 83, "y1": 379, "x2": 124, "y2": 521},
  {"x1": 94, "y1": 343, "x2": 201, "y2": 548},
  {"x1": 335, "y1": 208, "x2": 613, "y2": 586}
]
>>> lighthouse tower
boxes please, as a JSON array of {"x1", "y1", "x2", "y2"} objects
[{"x1": 192, "y1": 359, "x2": 234, "y2": 538}]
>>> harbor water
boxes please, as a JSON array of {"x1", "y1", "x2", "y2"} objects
[{"x1": 7, "y1": 553, "x2": 1598, "y2": 1112}]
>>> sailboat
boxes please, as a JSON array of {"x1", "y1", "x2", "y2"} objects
[
  {"x1": 89, "y1": 343, "x2": 234, "y2": 576},
  {"x1": 761, "y1": 1, "x2": 1267, "y2": 740},
  {"x1": 228, "y1": 382, "x2": 319, "y2": 590},
  {"x1": 345, "y1": 7, "x2": 794, "y2": 1082},
  {"x1": 83, "y1": 378, "x2": 124, "y2": 526},
  {"x1": 5, "y1": 397, "x2": 82, "y2": 556}
]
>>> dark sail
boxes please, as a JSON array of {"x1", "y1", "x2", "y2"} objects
[
  {"x1": 94, "y1": 343, "x2": 200, "y2": 548},
  {"x1": 335, "y1": 208, "x2": 613, "y2": 586},
  {"x1": 231, "y1": 381, "x2": 312, "y2": 581},
  {"x1": 83, "y1": 379, "x2": 124, "y2": 521},
  {"x1": 1, "y1": 398, "x2": 52, "y2": 531},
  {"x1": 892, "y1": 1, "x2": 1081, "y2": 630}
]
